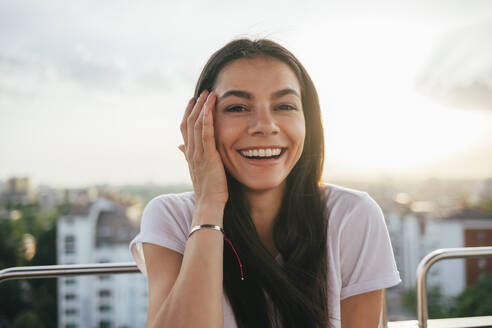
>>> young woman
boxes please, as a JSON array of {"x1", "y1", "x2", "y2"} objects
[{"x1": 130, "y1": 39, "x2": 401, "y2": 328}]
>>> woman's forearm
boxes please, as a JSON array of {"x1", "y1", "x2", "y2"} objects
[{"x1": 149, "y1": 203, "x2": 225, "y2": 328}]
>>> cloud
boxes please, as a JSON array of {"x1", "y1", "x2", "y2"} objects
[
  {"x1": 0, "y1": 49, "x2": 174, "y2": 104},
  {"x1": 0, "y1": 1, "x2": 186, "y2": 94},
  {"x1": 417, "y1": 22, "x2": 492, "y2": 111}
]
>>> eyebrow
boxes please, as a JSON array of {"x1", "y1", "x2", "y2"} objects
[{"x1": 217, "y1": 88, "x2": 300, "y2": 102}]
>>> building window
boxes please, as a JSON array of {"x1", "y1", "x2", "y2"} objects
[
  {"x1": 64, "y1": 235, "x2": 75, "y2": 254},
  {"x1": 64, "y1": 278, "x2": 76, "y2": 285},
  {"x1": 99, "y1": 289, "x2": 111, "y2": 297},
  {"x1": 65, "y1": 324, "x2": 77, "y2": 328},
  {"x1": 65, "y1": 308, "x2": 78, "y2": 316},
  {"x1": 98, "y1": 321, "x2": 111, "y2": 328},
  {"x1": 98, "y1": 275, "x2": 112, "y2": 281},
  {"x1": 65, "y1": 293, "x2": 77, "y2": 300},
  {"x1": 99, "y1": 305, "x2": 112, "y2": 312}
]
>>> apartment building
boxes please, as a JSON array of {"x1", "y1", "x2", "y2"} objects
[{"x1": 57, "y1": 198, "x2": 147, "y2": 328}]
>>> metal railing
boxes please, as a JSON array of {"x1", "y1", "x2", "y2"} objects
[
  {"x1": 0, "y1": 262, "x2": 139, "y2": 283},
  {"x1": 416, "y1": 246, "x2": 492, "y2": 328},
  {"x1": 2, "y1": 247, "x2": 492, "y2": 328}
]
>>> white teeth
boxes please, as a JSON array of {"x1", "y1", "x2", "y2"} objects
[{"x1": 240, "y1": 148, "x2": 283, "y2": 158}]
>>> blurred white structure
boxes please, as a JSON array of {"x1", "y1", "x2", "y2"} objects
[
  {"x1": 471, "y1": 177, "x2": 492, "y2": 204},
  {"x1": 387, "y1": 206, "x2": 492, "y2": 297},
  {"x1": 0, "y1": 177, "x2": 35, "y2": 206},
  {"x1": 64, "y1": 187, "x2": 99, "y2": 206},
  {"x1": 36, "y1": 185, "x2": 65, "y2": 212},
  {"x1": 57, "y1": 198, "x2": 147, "y2": 328}
]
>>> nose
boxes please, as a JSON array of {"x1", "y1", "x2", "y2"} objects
[{"x1": 247, "y1": 107, "x2": 280, "y2": 136}]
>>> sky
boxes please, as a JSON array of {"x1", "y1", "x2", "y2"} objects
[{"x1": 1, "y1": 0, "x2": 492, "y2": 187}]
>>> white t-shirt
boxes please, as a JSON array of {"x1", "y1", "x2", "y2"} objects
[{"x1": 129, "y1": 183, "x2": 401, "y2": 328}]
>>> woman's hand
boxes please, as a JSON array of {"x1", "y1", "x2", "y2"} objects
[{"x1": 179, "y1": 90, "x2": 228, "y2": 208}]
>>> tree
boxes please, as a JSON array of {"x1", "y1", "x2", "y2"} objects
[
  {"x1": 0, "y1": 219, "x2": 28, "y2": 323},
  {"x1": 402, "y1": 285, "x2": 452, "y2": 319},
  {"x1": 402, "y1": 275, "x2": 492, "y2": 320},
  {"x1": 0, "y1": 220, "x2": 24, "y2": 268},
  {"x1": 480, "y1": 199, "x2": 492, "y2": 216},
  {"x1": 449, "y1": 274, "x2": 492, "y2": 317},
  {"x1": 12, "y1": 310, "x2": 44, "y2": 328},
  {"x1": 0, "y1": 203, "x2": 58, "y2": 327}
]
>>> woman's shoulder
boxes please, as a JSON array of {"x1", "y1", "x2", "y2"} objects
[
  {"x1": 320, "y1": 182, "x2": 373, "y2": 208},
  {"x1": 141, "y1": 191, "x2": 196, "y2": 228},
  {"x1": 130, "y1": 191, "x2": 196, "y2": 268},
  {"x1": 137, "y1": 191, "x2": 196, "y2": 244},
  {"x1": 144, "y1": 191, "x2": 195, "y2": 213},
  {"x1": 320, "y1": 182, "x2": 383, "y2": 227}
]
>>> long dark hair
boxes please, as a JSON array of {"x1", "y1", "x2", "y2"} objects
[{"x1": 194, "y1": 39, "x2": 328, "y2": 328}]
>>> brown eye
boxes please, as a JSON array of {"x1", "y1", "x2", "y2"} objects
[
  {"x1": 225, "y1": 105, "x2": 247, "y2": 112},
  {"x1": 277, "y1": 104, "x2": 297, "y2": 111}
]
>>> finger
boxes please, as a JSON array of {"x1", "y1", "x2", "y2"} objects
[
  {"x1": 193, "y1": 92, "x2": 213, "y2": 159},
  {"x1": 180, "y1": 98, "x2": 195, "y2": 145},
  {"x1": 187, "y1": 90, "x2": 209, "y2": 157},
  {"x1": 202, "y1": 92, "x2": 217, "y2": 153}
]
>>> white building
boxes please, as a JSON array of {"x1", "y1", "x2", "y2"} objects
[
  {"x1": 387, "y1": 206, "x2": 492, "y2": 297},
  {"x1": 57, "y1": 198, "x2": 147, "y2": 328}
]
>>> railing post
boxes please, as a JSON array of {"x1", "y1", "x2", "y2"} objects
[{"x1": 416, "y1": 246, "x2": 492, "y2": 328}]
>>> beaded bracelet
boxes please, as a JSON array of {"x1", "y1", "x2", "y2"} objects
[{"x1": 188, "y1": 224, "x2": 245, "y2": 281}]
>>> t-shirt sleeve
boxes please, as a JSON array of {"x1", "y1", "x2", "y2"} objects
[
  {"x1": 129, "y1": 194, "x2": 193, "y2": 277},
  {"x1": 339, "y1": 193, "x2": 401, "y2": 300}
]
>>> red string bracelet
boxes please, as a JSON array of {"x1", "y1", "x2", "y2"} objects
[{"x1": 189, "y1": 224, "x2": 245, "y2": 281}]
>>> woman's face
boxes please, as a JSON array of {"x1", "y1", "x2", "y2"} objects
[{"x1": 212, "y1": 56, "x2": 305, "y2": 192}]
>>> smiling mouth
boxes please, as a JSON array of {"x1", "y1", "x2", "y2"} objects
[{"x1": 238, "y1": 147, "x2": 287, "y2": 160}]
